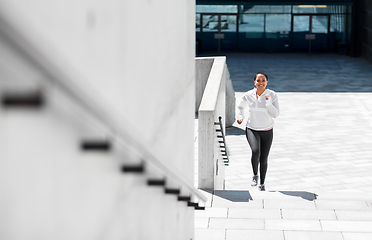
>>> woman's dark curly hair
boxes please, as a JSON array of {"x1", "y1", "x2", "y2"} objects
[{"x1": 254, "y1": 72, "x2": 268, "y2": 81}]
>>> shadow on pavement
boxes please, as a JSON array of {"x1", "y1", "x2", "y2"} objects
[
  {"x1": 214, "y1": 190, "x2": 253, "y2": 202},
  {"x1": 270, "y1": 191, "x2": 318, "y2": 201},
  {"x1": 226, "y1": 126, "x2": 245, "y2": 136}
]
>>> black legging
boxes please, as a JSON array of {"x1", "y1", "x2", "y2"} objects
[{"x1": 245, "y1": 128, "x2": 273, "y2": 184}]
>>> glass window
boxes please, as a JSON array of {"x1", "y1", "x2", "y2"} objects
[
  {"x1": 292, "y1": 5, "x2": 346, "y2": 14},
  {"x1": 293, "y1": 15, "x2": 310, "y2": 32},
  {"x1": 239, "y1": 14, "x2": 264, "y2": 38},
  {"x1": 196, "y1": 14, "x2": 201, "y2": 32},
  {"x1": 196, "y1": 5, "x2": 237, "y2": 13},
  {"x1": 330, "y1": 13, "x2": 347, "y2": 40},
  {"x1": 312, "y1": 15, "x2": 328, "y2": 33},
  {"x1": 294, "y1": 5, "x2": 320, "y2": 13},
  {"x1": 240, "y1": 5, "x2": 291, "y2": 13},
  {"x1": 330, "y1": 14, "x2": 346, "y2": 32},
  {"x1": 265, "y1": 14, "x2": 291, "y2": 38},
  {"x1": 326, "y1": 5, "x2": 347, "y2": 14},
  {"x1": 220, "y1": 15, "x2": 237, "y2": 32},
  {"x1": 201, "y1": 15, "x2": 219, "y2": 32}
]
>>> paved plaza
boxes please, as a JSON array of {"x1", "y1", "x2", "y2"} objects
[{"x1": 195, "y1": 53, "x2": 372, "y2": 240}]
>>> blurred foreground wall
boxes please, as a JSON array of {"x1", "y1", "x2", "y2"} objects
[{"x1": 0, "y1": 0, "x2": 196, "y2": 239}]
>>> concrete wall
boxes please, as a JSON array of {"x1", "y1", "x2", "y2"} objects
[
  {"x1": 225, "y1": 68, "x2": 236, "y2": 127},
  {"x1": 198, "y1": 57, "x2": 227, "y2": 190},
  {"x1": 195, "y1": 58, "x2": 214, "y2": 113},
  {"x1": 0, "y1": 0, "x2": 196, "y2": 239},
  {"x1": 195, "y1": 57, "x2": 235, "y2": 126}
]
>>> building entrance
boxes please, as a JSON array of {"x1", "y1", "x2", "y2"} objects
[
  {"x1": 293, "y1": 14, "x2": 330, "y2": 53},
  {"x1": 196, "y1": 5, "x2": 349, "y2": 54},
  {"x1": 199, "y1": 13, "x2": 238, "y2": 53}
]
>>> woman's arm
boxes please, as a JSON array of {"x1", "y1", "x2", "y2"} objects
[
  {"x1": 265, "y1": 94, "x2": 280, "y2": 118},
  {"x1": 237, "y1": 95, "x2": 248, "y2": 123}
]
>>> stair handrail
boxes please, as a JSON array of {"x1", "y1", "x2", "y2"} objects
[
  {"x1": 0, "y1": 12, "x2": 206, "y2": 203},
  {"x1": 217, "y1": 116, "x2": 229, "y2": 163}
]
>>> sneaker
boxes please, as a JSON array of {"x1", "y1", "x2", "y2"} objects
[
  {"x1": 251, "y1": 175, "x2": 258, "y2": 186},
  {"x1": 258, "y1": 184, "x2": 265, "y2": 191}
]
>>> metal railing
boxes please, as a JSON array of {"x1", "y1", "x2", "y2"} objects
[{"x1": 0, "y1": 12, "x2": 206, "y2": 204}]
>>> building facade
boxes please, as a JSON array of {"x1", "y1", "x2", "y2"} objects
[{"x1": 196, "y1": 0, "x2": 372, "y2": 65}]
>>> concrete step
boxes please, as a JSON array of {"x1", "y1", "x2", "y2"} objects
[{"x1": 212, "y1": 189, "x2": 372, "y2": 201}]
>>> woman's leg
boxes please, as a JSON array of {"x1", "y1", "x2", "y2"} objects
[
  {"x1": 258, "y1": 129, "x2": 273, "y2": 185},
  {"x1": 245, "y1": 128, "x2": 261, "y2": 176}
]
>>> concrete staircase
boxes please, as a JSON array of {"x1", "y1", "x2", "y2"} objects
[{"x1": 195, "y1": 190, "x2": 372, "y2": 240}]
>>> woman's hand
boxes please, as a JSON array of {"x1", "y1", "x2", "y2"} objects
[
  {"x1": 237, "y1": 119, "x2": 243, "y2": 124},
  {"x1": 265, "y1": 95, "x2": 271, "y2": 100}
]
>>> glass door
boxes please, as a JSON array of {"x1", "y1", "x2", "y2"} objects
[
  {"x1": 293, "y1": 15, "x2": 310, "y2": 52},
  {"x1": 200, "y1": 14, "x2": 237, "y2": 53},
  {"x1": 219, "y1": 14, "x2": 237, "y2": 52},
  {"x1": 200, "y1": 14, "x2": 219, "y2": 53},
  {"x1": 311, "y1": 15, "x2": 329, "y2": 52},
  {"x1": 292, "y1": 14, "x2": 329, "y2": 53}
]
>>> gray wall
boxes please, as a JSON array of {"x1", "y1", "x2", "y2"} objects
[
  {"x1": 0, "y1": 0, "x2": 196, "y2": 239},
  {"x1": 354, "y1": 0, "x2": 372, "y2": 65}
]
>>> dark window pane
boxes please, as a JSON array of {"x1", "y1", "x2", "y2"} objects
[
  {"x1": 239, "y1": 14, "x2": 264, "y2": 38},
  {"x1": 312, "y1": 15, "x2": 328, "y2": 33},
  {"x1": 266, "y1": 14, "x2": 291, "y2": 39},
  {"x1": 202, "y1": 15, "x2": 219, "y2": 32},
  {"x1": 220, "y1": 15, "x2": 237, "y2": 32},
  {"x1": 294, "y1": 16, "x2": 310, "y2": 32},
  {"x1": 330, "y1": 14, "x2": 346, "y2": 33}
]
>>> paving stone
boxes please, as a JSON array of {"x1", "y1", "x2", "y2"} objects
[
  {"x1": 248, "y1": 191, "x2": 315, "y2": 201},
  {"x1": 228, "y1": 208, "x2": 281, "y2": 219},
  {"x1": 334, "y1": 210, "x2": 372, "y2": 221},
  {"x1": 226, "y1": 230, "x2": 284, "y2": 240},
  {"x1": 265, "y1": 219, "x2": 322, "y2": 231},
  {"x1": 209, "y1": 218, "x2": 264, "y2": 230},
  {"x1": 281, "y1": 209, "x2": 337, "y2": 220},
  {"x1": 315, "y1": 200, "x2": 370, "y2": 211},
  {"x1": 264, "y1": 199, "x2": 316, "y2": 210},
  {"x1": 195, "y1": 229, "x2": 226, "y2": 240},
  {"x1": 342, "y1": 232, "x2": 372, "y2": 240},
  {"x1": 195, "y1": 217, "x2": 209, "y2": 229},
  {"x1": 212, "y1": 197, "x2": 263, "y2": 209},
  {"x1": 321, "y1": 220, "x2": 372, "y2": 232},
  {"x1": 195, "y1": 208, "x2": 228, "y2": 218},
  {"x1": 315, "y1": 192, "x2": 372, "y2": 201},
  {"x1": 284, "y1": 231, "x2": 343, "y2": 240}
]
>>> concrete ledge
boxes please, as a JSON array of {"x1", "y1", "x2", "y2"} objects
[
  {"x1": 199, "y1": 57, "x2": 226, "y2": 112},
  {"x1": 198, "y1": 57, "x2": 227, "y2": 190},
  {"x1": 195, "y1": 57, "x2": 235, "y2": 126},
  {"x1": 195, "y1": 57, "x2": 214, "y2": 112}
]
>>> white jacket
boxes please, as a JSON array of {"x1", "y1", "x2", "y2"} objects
[{"x1": 237, "y1": 88, "x2": 280, "y2": 131}]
